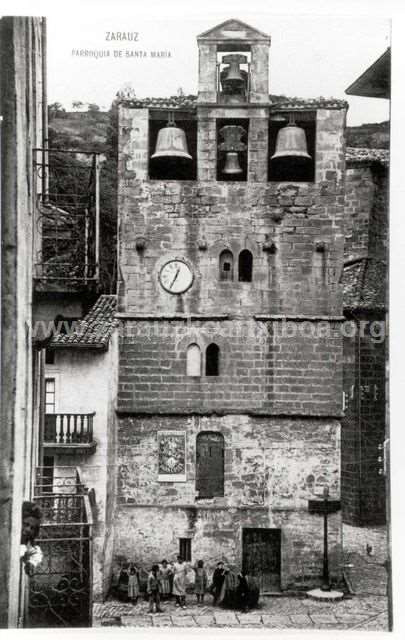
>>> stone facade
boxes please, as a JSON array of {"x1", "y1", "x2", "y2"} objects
[
  {"x1": 115, "y1": 415, "x2": 341, "y2": 589},
  {"x1": 341, "y1": 159, "x2": 388, "y2": 525},
  {"x1": 113, "y1": 20, "x2": 346, "y2": 590}
]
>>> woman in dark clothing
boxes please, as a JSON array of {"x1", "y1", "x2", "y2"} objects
[
  {"x1": 211, "y1": 561, "x2": 226, "y2": 605},
  {"x1": 236, "y1": 572, "x2": 249, "y2": 612},
  {"x1": 117, "y1": 565, "x2": 130, "y2": 601}
]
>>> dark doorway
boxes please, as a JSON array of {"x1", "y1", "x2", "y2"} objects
[{"x1": 242, "y1": 528, "x2": 281, "y2": 592}]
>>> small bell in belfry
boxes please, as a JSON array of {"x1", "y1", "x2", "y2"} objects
[
  {"x1": 271, "y1": 113, "x2": 311, "y2": 160},
  {"x1": 151, "y1": 112, "x2": 192, "y2": 160},
  {"x1": 220, "y1": 54, "x2": 248, "y2": 96},
  {"x1": 223, "y1": 152, "x2": 242, "y2": 174},
  {"x1": 218, "y1": 125, "x2": 247, "y2": 178}
]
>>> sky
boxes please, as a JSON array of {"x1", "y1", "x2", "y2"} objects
[{"x1": 45, "y1": 12, "x2": 390, "y2": 125}]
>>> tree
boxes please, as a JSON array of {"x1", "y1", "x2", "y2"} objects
[
  {"x1": 98, "y1": 100, "x2": 118, "y2": 293},
  {"x1": 88, "y1": 103, "x2": 100, "y2": 115},
  {"x1": 72, "y1": 100, "x2": 84, "y2": 110},
  {"x1": 48, "y1": 102, "x2": 66, "y2": 120}
]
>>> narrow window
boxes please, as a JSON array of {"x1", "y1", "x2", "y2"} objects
[
  {"x1": 187, "y1": 343, "x2": 201, "y2": 377},
  {"x1": 44, "y1": 378, "x2": 56, "y2": 443},
  {"x1": 238, "y1": 249, "x2": 253, "y2": 282},
  {"x1": 179, "y1": 538, "x2": 192, "y2": 562},
  {"x1": 219, "y1": 250, "x2": 234, "y2": 281},
  {"x1": 206, "y1": 343, "x2": 220, "y2": 376},
  {"x1": 45, "y1": 348, "x2": 55, "y2": 365},
  {"x1": 196, "y1": 432, "x2": 224, "y2": 498},
  {"x1": 45, "y1": 378, "x2": 56, "y2": 414}
]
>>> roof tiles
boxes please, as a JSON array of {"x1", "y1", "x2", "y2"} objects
[{"x1": 51, "y1": 294, "x2": 117, "y2": 349}]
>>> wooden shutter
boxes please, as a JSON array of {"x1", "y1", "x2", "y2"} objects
[{"x1": 196, "y1": 432, "x2": 224, "y2": 498}]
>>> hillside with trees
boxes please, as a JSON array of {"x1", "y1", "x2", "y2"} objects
[{"x1": 48, "y1": 103, "x2": 117, "y2": 293}]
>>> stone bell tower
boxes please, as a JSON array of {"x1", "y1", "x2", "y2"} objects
[
  {"x1": 115, "y1": 18, "x2": 347, "y2": 592},
  {"x1": 197, "y1": 18, "x2": 270, "y2": 104}
]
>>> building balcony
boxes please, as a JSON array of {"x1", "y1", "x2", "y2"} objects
[
  {"x1": 44, "y1": 413, "x2": 97, "y2": 454},
  {"x1": 33, "y1": 148, "x2": 100, "y2": 293}
]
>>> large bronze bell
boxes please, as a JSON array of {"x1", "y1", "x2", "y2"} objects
[
  {"x1": 271, "y1": 122, "x2": 311, "y2": 160},
  {"x1": 221, "y1": 54, "x2": 248, "y2": 95},
  {"x1": 222, "y1": 152, "x2": 242, "y2": 174},
  {"x1": 151, "y1": 116, "x2": 192, "y2": 160}
]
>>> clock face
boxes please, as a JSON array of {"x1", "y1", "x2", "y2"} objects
[{"x1": 159, "y1": 260, "x2": 193, "y2": 294}]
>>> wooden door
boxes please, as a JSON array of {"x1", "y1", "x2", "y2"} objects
[{"x1": 242, "y1": 528, "x2": 281, "y2": 592}]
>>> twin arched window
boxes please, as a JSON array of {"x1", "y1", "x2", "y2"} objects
[
  {"x1": 186, "y1": 344, "x2": 202, "y2": 376},
  {"x1": 219, "y1": 249, "x2": 253, "y2": 282},
  {"x1": 219, "y1": 250, "x2": 234, "y2": 281},
  {"x1": 186, "y1": 343, "x2": 220, "y2": 377}
]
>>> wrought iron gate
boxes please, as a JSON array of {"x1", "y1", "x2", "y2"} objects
[{"x1": 28, "y1": 468, "x2": 93, "y2": 627}]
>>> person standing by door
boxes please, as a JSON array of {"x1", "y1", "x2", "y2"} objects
[
  {"x1": 147, "y1": 564, "x2": 163, "y2": 613},
  {"x1": 172, "y1": 555, "x2": 188, "y2": 608},
  {"x1": 159, "y1": 559, "x2": 173, "y2": 599},
  {"x1": 127, "y1": 563, "x2": 140, "y2": 604},
  {"x1": 211, "y1": 561, "x2": 226, "y2": 605}
]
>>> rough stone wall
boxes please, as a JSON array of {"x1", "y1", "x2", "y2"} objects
[
  {"x1": 118, "y1": 107, "x2": 346, "y2": 319},
  {"x1": 344, "y1": 162, "x2": 388, "y2": 262},
  {"x1": 341, "y1": 319, "x2": 386, "y2": 525},
  {"x1": 117, "y1": 318, "x2": 342, "y2": 415},
  {"x1": 343, "y1": 523, "x2": 387, "y2": 565},
  {"x1": 341, "y1": 163, "x2": 388, "y2": 525},
  {"x1": 114, "y1": 415, "x2": 341, "y2": 588}
]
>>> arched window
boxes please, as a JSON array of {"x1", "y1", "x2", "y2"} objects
[
  {"x1": 186, "y1": 343, "x2": 201, "y2": 376},
  {"x1": 219, "y1": 250, "x2": 234, "y2": 281},
  {"x1": 206, "y1": 343, "x2": 220, "y2": 376},
  {"x1": 196, "y1": 432, "x2": 224, "y2": 498},
  {"x1": 238, "y1": 249, "x2": 253, "y2": 282}
]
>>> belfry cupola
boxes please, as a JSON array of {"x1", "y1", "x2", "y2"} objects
[{"x1": 197, "y1": 19, "x2": 271, "y2": 105}]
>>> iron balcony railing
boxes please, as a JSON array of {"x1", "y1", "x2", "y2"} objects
[
  {"x1": 44, "y1": 413, "x2": 95, "y2": 445},
  {"x1": 30, "y1": 467, "x2": 94, "y2": 627},
  {"x1": 33, "y1": 148, "x2": 100, "y2": 284}
]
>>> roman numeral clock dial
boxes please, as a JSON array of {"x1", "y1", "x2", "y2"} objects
[{"x1": 159, "y1": 260, "x2": 193, "y2": 294}]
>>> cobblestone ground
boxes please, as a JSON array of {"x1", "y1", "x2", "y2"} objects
[{"x1": 93, "y1": 593, "x2": 388, "y2": 630}]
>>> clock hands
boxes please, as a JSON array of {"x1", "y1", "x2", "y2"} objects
[{"x1": 169, "y1": 266, "x2": 181, "y2": 289}]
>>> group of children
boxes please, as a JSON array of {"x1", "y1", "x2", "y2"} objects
[
  {"x1": 119, "y1": 556, "x2": 209, "y2": 613},
  {"x1": 118, "y1": 558, "x2": 252, "y2": 614}
]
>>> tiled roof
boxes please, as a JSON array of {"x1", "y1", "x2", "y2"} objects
[
  {"x1": 342, "y1": 258, "x2": 386, "y2": 311},
  {"x1": 271, "y1": 96, "x2": 348, "y2": 110},
  {"x1": 118, "y1": 94, "x2": 348, "y2": 110},
  {"x1": 346, "y1": 147, "x2": 389, "y2": 165},
  {"x1": 51, "y1": 295, "x2": 117, "y2": 349}
]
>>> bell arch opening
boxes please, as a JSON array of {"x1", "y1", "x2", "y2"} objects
[
  {"x1": 268, "y1": 111, "x2": 316, "y2": 182},
  {"x1": 216, "y1": 118, "x2": 249, "y2": 182},
  {"x1": 149, "y1": 115, "x2": 197, "y2": 180}
]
